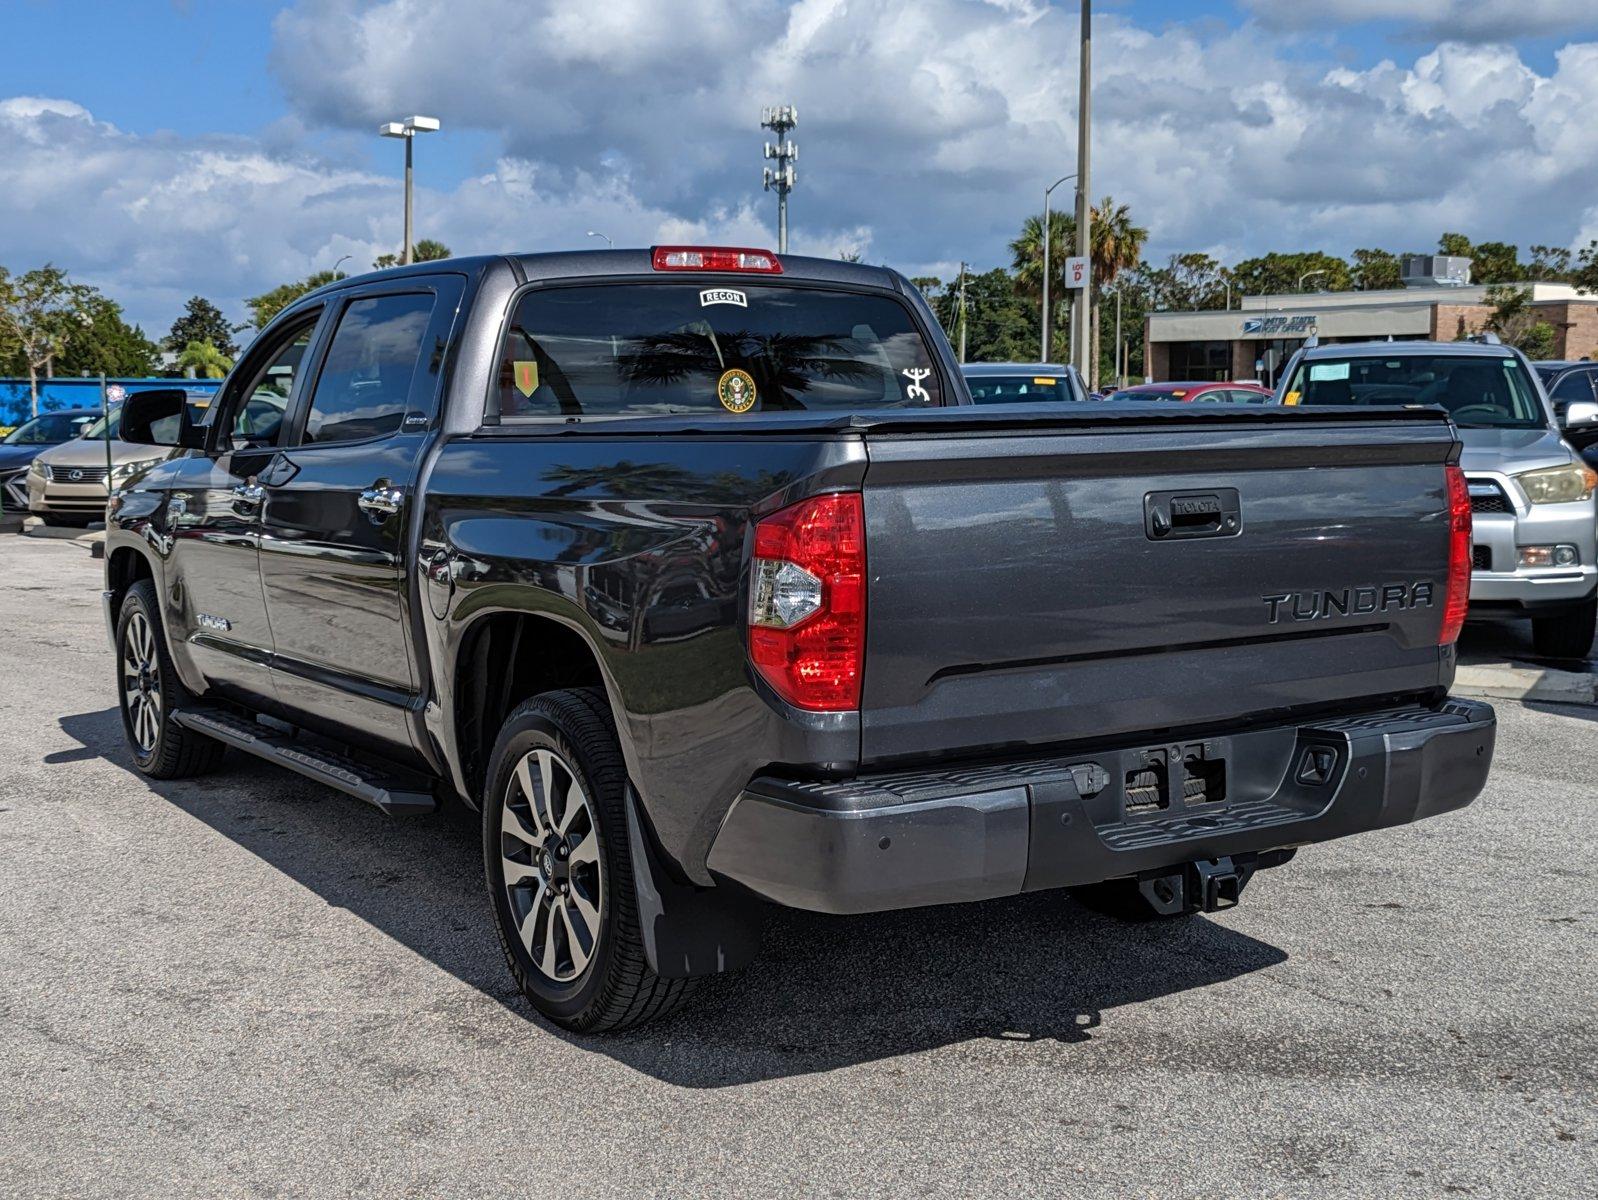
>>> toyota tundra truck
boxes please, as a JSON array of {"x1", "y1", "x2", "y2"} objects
[{"x1": 103, "y1": 247, "x2": 1495, "y2": 1032}]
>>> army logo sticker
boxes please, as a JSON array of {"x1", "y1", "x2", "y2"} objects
[
  {"x1": 512, "y1": 360, "x2": 540, "y2": 398},
  {"x1": 717, "y1": 367, "x2": 757, "y2": 413}
]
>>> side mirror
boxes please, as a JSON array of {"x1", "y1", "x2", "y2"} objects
[
  {"x1": 118, "y1": 388, "x2": 206, "y2": 450},
  {"x1": 1562, "y1": 399, "x2": 1598, "y2": 430}
]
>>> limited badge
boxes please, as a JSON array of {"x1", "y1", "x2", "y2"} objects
[
  {"x1": 512, "y1": 360, "x2": 539, "y2": 398},
  {"x1": 717, "y1": 367, "x2": 757, "y2": 413}
]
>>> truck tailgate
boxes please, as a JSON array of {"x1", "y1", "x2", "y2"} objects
[{"x1": 859, "y1": 415, "x2": 1458, "y2": 764}]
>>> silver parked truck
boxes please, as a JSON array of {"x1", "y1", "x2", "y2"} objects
[{"x1": 1280, "y1": 340, "x2": 1598, "y2": 658}]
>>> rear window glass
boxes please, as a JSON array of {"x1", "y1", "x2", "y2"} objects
[
  {"x1": 964, "y1": 375, "x2": 1077, "y2": 404},
  {"x1": 1284, "y1": 354, "x2": 1544, "y2": 428},
  {"x1": 495, "y1": 283, "x2": 943, "y2": 418}
]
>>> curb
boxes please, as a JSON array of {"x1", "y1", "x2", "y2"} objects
[
  {"x1": 20, "y1": 517, "x2": 104, "y2": 543},
  {"x1": 1454, "y1": 662, "x2": 1597, "y2": 707}
]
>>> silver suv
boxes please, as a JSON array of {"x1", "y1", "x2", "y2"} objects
[{"x1": 1278, "y1": 339, "x2": 1598, "y2": 658}]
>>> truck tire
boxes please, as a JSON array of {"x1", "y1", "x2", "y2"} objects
[
  {"x1": 115, "y1": 579, "x2": 226, "y2": 779},
  {"x1": 1531, "y1": 595, "x2": 1596, "y2": 659},
  {"x1": 482, "y1": 687, "x2": 695, "y2": 1032}
]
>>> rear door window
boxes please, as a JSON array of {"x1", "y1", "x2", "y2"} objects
[
  {"x1": 1551, "y1": 370, "x2": 1597, "y2": 404},
  {"x1": 301, "y1": 294, "x2": 436, "y2": 445},
  {"x1": 495, "y1": 283, "x2": 943, "y2": 418}
]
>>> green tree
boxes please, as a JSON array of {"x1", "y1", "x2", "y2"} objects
[
  {"x1": 57, "y1": 292, "x2": 160, "y2": 377},
  {"x1": 1573, "y1": 241, "x2": 1598, "y2": 294},
  {"x1": 245, "y1": 269, "x2": 346, "y2": 329},
  {"x1": 0, "y1": 265, "x2": 96, "y2": 416},
  {"x1": 1484, "y1": 285, "x2": 1556, "y2": 358},
  {"x1": 1527, "y1": 244, "x2": 1574, "y2": 282},
  {"x1": 176, "y1": 339, "x2": 233, "y2": 379},
  {"x1": 1008, "y1": 208, "x2": 1077, "y2": 360},
  {"x1": 1438, "y1": 232, "x2": 1474, "y2": 258},
  {"x1": 1351, "y1": 248, "x2": 1403, "y2": 291},
  {"x1": 165, "y1": 296, "x2": 238, "y2": 359},
  {"x1": 1139, "y1": 253, "x2": 1232, "y2": 311},
  {"x1": 373, "y1": 238, "x2": 452, "y2": 270},
  {"x1": 1471, "y1": 241, "x2": 1522, "y2": 284},
  {"x1": 1230, "y1": 251, "x2": 1352, "y2": 295},
  {"x1": 929, "y1": 268, "x2": 1036, "y2": 363}
]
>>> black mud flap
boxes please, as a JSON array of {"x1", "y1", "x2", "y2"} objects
[{"x1": 625, "y1": 786, "x2": 764, "y2": 980}]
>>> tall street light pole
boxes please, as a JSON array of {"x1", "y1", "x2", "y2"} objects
[
  {"x1": 1297, "y1": 268, "x2": 1328, "y2": 293},
  {"x1": 1041, "y1": 173, "x2": 1076, "y2": 362},
  {"x1": 587, "y1": 231, "x2": 613, "y2": 248},
  {"x1": 379, "y1": 115, "x2": 440, "y2": 265},
  {"x1": 761, "y1": 106, "x2": 798, "y2": 253},
  {"x1": 1073, "y1": 0, "x2": 1093, "y2": 384}
]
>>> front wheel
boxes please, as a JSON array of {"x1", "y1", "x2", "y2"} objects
[
  {"x1": 1532, "y1": 595, "x2": 1596, "y2": 659},
  {"x1": 482, "y1": 687, "x2": 694, "y2": 1032},
  {"x1": 115, "y1": 579, "x2": 226, "y2": 778}
]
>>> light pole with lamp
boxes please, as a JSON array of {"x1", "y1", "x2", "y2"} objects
[
  {"x1": 1297, "y1": 268, "x2": 1328, "y2": 293},
  {"x1": 586, "y1": 231, "x2": 613, "y2": 248},
  {"x1": 1040, "y1": 173, "x2": 1076, "y2": 363},
  {"x1": 378, "y1": 115, "x2": 441, "y2": 265}
]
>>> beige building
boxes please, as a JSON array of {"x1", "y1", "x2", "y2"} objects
[{"x1": 1145, "y1": 281, "x2": 1598, "y2": 387}]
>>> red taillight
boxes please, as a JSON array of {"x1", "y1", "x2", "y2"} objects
[
  {"x1": 748, "y1": 492, "x2": 864, "y2": 711},
  {"x1": 651, "y1": 245, "x2": 783, "y2": 273},
  {"x1": 1441, "y1": 463, "x2": 1471, "y2": 646}
]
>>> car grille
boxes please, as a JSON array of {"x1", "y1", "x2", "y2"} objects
[
  {"x1": 1, "y1": 470, "x2": 27, "y2": 511},
  {"x1": 1472, "y1": 545, "x2": 1492, "y2": 571},
  {"x1": 1468, "y1": 482, "x2": 1512, "y2": 514},
  {"x1": 45, "y1": 465, "x2": 108, "y2": 484}
]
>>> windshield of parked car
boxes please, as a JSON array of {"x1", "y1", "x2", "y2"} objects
[
  {"x1": 1285, "y1": 354, "x2": 1546, "y2": 428},
  {"x1": 964, "y1": 374, "x2": 1078, "y2": 404},
  {"x1": 3, "y1": 412, "x2": 92, "y2": 444},
  {"x1": 80, "y1": 410, "x2": 120, "y2": 439},
  {"x1": 496, "y1": 283, "x2": 944, "y2": 417}
]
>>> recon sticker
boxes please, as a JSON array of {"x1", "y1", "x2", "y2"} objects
[
  {"x1": 512, "y1": 361, "x2": 540, "y2": 398},
  {"x1": 700, "y1": 288, "x2": 747, "y2": 308},
  {"x1": 717, "y1": 367, "x2": 757, "y2": 413},
  {"x1": 901, "y1": 367, "x2": 932, "y2": 402}
]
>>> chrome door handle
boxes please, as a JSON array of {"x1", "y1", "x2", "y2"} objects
[
  {"x1": 232, "y1": 482, "x2": 265, "y2": 508},
  {"x1": 358, "y1": 484, "x2": 404, "y2": 520}
]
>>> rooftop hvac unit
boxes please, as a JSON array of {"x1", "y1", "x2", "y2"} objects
[{"x1": 1400, "y1": 254, "x2": 1472, "y2": 287}]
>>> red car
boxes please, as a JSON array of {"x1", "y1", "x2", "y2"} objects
[{"x1": 1115, "y1": 381, "x2": 1273, "y2": 404}]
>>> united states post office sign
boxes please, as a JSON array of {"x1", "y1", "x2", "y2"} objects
[{"x1": 1243, "y1": 315, "x2": 1318, "y2": 336}]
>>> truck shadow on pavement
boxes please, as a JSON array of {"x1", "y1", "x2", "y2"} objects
[{"x1": 59, "y1": 706, "x2": 1289, "y2": 1089}]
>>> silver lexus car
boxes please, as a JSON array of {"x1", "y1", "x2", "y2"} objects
[{"x1": 1278, "y1": 338, "x2": 1597, "y2": 658}]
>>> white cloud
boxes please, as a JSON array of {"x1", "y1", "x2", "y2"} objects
[
  {"x1": 4, "y1": 2, "x2": 1598, "y2": 337},
  {"x1": 1242, "y1": 0, "x2": 1598, "y2": 41}
]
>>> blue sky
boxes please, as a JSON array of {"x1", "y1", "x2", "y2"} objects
[{"x1": 4, "y1": 0, "x2": 1598, "y2": 333}]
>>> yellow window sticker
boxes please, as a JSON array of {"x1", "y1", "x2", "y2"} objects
[
  {"x1": 512, "y1": 361, "x2": 540, "y2": 398},
  {"x1": 717, "y1": 367, "x2": 757, "y2": 413},
  {"x1": 1284, "y1": 390, "x2": 1301, "y2": 406},
  {"x1": 1032, "y1": 377, "x2": 1058, "y2": 385}
]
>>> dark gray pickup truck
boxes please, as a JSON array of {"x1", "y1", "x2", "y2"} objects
[{"x1": 104, "y1": 246, "x2": 1495, "y2": 1031}]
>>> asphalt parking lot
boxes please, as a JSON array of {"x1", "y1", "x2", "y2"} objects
[{"x1": 1, "y1": 534, "x2": 1594, "y2": 1199}]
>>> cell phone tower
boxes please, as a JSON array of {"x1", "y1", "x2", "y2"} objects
[{"x1": 761, "y1": 106, "x2": 798, "y2": 253}]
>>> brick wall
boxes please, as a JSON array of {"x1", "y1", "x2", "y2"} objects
[
  {"x1": 1232, "y1": 341, "x2": 1259, "y2": 381},
  {"x1": 1146, "y1": 338, "x2": 1168, "y2": 382},
  {"x1": 1430, "y1": 304, "x2": 1492, "y2": 341},
  {"x1": 1536, "y1": 302, "x2": 1598, "y2": 360}
]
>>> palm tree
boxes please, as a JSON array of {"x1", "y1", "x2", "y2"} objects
[
  {"x1": 1009, "y1": 210, "x2": 1076, "y2": 360},
  {"x1": 177, "y1": 339, "x2": 233, "y2": 380},
  {"x1": 1088, "y1": 197, "x2": 1148, "y2": 389}
]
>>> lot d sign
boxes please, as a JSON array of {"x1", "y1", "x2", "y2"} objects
[{"x1": 1064, "y1": 256, "x2": 1089, "y2": 289}]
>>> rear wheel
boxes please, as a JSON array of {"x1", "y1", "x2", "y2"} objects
[
  {"x1": 482, "y1": 687, "x2": 694, "y2": 1032},
  {"x1": 115, "y1": 580, "x2": 226, "y2": 778},
  {"x1": 1532, "y1": 595, "x2": 1596, "y2": 659}
]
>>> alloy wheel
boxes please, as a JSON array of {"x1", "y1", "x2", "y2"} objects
[
  {"x1": 122, "y1": 611, "x2": 162, "y2": 753},
  {"x1": 499, "y1": 747, "x2": 603, "y2": 983}
]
